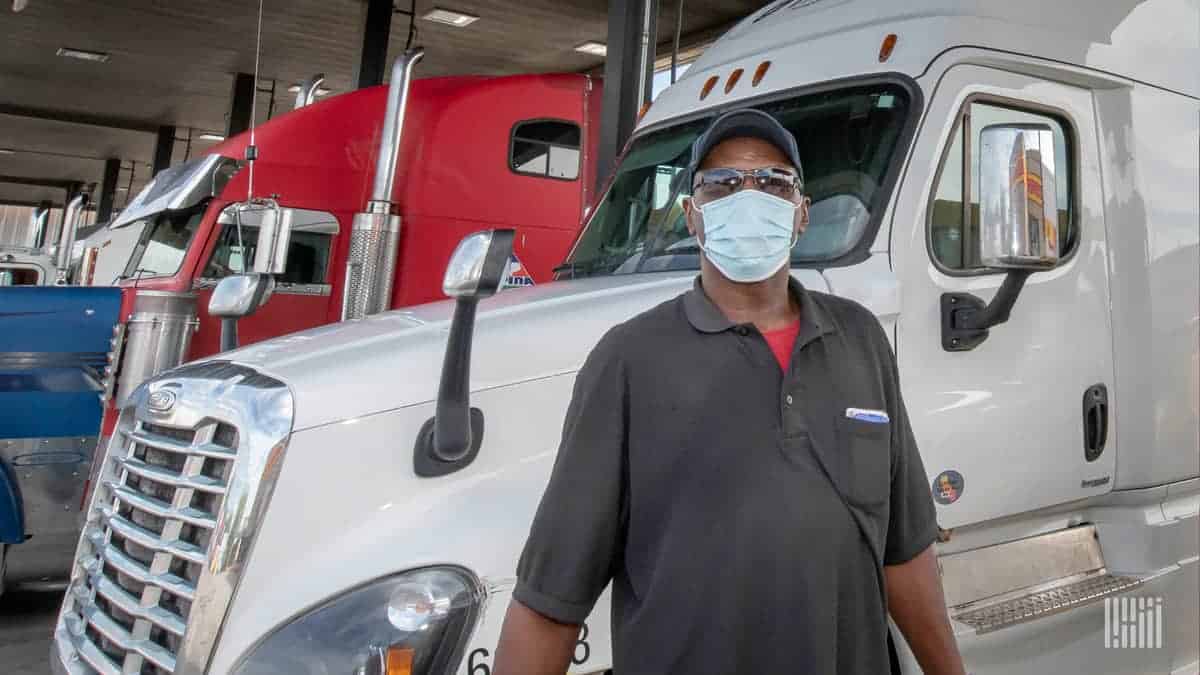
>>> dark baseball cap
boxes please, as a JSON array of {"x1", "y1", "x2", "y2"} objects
[{"x1": 687, "y1": 108, "x2": 804, "y2": 188}]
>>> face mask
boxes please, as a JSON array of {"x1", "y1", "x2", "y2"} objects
[{"x1": 697, "y1": 189, "x2": 799, "y2": 283}]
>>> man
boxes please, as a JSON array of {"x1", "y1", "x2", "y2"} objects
[{"x1": 494, "y1": 109, "x2": 965, "y2": 675}]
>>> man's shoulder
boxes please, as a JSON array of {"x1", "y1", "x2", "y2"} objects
[
  {"x1": 806, "y1": 288, "x2": 889, "y2": 346},
  {"x1": 586, "y1": 294, "x2": 687, "y2": 362}
]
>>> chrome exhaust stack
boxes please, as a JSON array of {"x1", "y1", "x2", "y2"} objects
[
  {"x1": 293, "y1": 72, "x2": 326, "y2": 109},
  {"x1": 29, "y1": 202, "x2": 50, "y2": 249},
  {"x1": 342, "y1": 47, "x2": 424, "y2": 320},
  {"x1": 54, "y1": 192, "x2": 88, "y2": 284}
]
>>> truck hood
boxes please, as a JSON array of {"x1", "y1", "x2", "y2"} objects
[{"x1": 217, "y1": 271, "x2": 829, "y2": 431}]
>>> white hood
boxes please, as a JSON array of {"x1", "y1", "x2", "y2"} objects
[{"x1": 220, "y1": 271, "x2": 830, "y2": 432}]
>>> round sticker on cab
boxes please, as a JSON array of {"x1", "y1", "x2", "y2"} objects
[{"x1": 932, "y1": 470, "x2": 964, "y2": 505}]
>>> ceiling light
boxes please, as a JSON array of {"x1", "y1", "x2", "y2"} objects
[
  {"x1": 286, "y1": 84, "x2": 332, "y2": 96},
  {"x1": 0, "y1": 148, "x2": 14, "y2": 155},
  {"x1": 57, "y1": 47, "x2": 111, "y2": 63},
  {"x1": 422, "y1": 7, "x2": 479, "y2": 27},
  {"x1": 197, "y1": 133, "x2": 226, "y2": 142},
  {"x1": 574, "y1": 41, "x2": 607, "y2": 57}
]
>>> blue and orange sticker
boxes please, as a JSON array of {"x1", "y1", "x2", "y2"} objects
[{"x1": 932, "y1": 470, "x2": 964, "y2": 505}]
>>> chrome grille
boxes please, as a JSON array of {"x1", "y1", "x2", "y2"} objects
[
  {"x1": 61, "y1": 418, "x2": 239, "y2": 674},
  {"x1": 55, "y1": 361, "x2": 294, "y2": 675}
]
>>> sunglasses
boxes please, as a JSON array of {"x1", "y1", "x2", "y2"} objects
[{"x1": 692, "y1": 167, "x2": 803, "y2": 203}]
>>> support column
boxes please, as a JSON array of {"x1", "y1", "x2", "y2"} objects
[
  {"x1": 152, "y1": 125, "x2": 176, "y2": 176},
  {"x1": 226, "y1": 72, "x2": 256, "y2": 138},
  {"x1": 97, "y1": 158, "x2": 121, "y2": 223},
  {"x1": 356, "y1": 0, "x2": 394, "y2": 89},
  {"x1": 597, "y1": 0, "x2": 658, "y2": 193}
]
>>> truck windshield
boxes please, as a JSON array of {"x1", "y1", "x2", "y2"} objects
[
  {"x1": 121, "y1": 205, "x2": 206, "y2": 279},
  {"x1": 558, "y1": 83, "x2": 911, "y2": 278}
]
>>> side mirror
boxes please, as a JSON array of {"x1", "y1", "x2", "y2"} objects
[
  {"x1": 209, "y1": 273, "x2": 275, "y2": 351},
  {"x1": 941, "y1": 123, "x2": 1060, "y2": 352},
  {"x1": 223, "y1": 199, "x2": 293, "y2": 276},
  {"x1": 978, "y1": 124, "x2": 1060, "y2": 269},
  {"x1": 413, "y1": 229, "x2": 515, "y2": 477}
]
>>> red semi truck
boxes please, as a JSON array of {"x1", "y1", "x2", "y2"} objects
[{"x1": 87, "y1": 50, "x2": 600, "y2": 432}]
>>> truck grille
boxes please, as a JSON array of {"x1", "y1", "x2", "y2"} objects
[{"x1": 61, "y1": 419, "x2": 239, "y2": 675}]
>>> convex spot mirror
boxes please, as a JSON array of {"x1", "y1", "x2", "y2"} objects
[
  {"x1": 209, "y1": 273, "x2": 275, "y2": 319},
  {"x1": 443, "y1": 229, "x2": 517, "y2": 299},
  {"x1": 219, "y1": 198, "x2": 293, "y2": 276},
  {"x1": 977, "y1": 123, "x2": 1061, "y2": 270}
]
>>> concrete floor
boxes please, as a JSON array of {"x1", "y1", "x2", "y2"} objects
[{"x1": 0, "y1": 588, "x2": 60, "y2": 674}]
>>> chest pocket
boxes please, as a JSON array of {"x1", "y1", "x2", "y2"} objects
[{"x1": 834, "y1": 416, "x2": 891, "y2": 510}]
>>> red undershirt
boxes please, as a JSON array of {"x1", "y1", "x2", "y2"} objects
[{"x1": 762, "y1": 320, "x2": 802, "y2": 371}]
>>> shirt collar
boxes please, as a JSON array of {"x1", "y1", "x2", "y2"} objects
[{"x1": 683, "y1": 275, "x2": 837, "y2": 342}]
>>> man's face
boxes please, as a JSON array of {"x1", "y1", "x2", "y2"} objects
[{"x1": 683, "y1": 136, "x2": 811, "y2": 244}]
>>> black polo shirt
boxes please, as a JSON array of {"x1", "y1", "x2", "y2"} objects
[{"x1": 515, "y1": 276, "x2": 937, "y2": 675}]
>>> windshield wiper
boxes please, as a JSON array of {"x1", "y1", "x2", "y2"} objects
[{"x1": 551, "y1": 260, "x2": 596, "y2": 277}]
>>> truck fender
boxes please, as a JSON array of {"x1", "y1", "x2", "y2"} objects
[{"x1": 0, "y1": 458, "x2": 24, "y2": 545}]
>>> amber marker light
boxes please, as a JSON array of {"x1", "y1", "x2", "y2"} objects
[
  {"x1": 700, "y1": 75, "x2": 719, "y2": 100},
  {"x1": 638, "y1": 101, "x2": 653, "y2": 120},
  {"x1": 879, "y1": 33, "x2": 898, "y2": 62},
  {"x1": 752, "y1": 60, "x2": 771, "y2": 86},
  {"x1": 386, "y1": 646, "x2": 415, "y2": 675},
  {"x1": 725, "y1": 68, "x2": 744, "y2": 93}
]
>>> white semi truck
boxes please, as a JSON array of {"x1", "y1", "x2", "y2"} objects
[{"x1": 52, "y1": 1, "x2": 1198, "y2": 673}]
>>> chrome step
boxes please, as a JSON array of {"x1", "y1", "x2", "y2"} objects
[{"x1": 951, "y1": 571, "x2": 1146, "y2": 634}]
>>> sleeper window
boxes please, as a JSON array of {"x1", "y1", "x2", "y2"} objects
[
  {"x1": 930, "y1": 101, "x2": 1075, "y2": 271},
  {"x1": 511, "y1": 120, "x2": 581, "y2": 180}
]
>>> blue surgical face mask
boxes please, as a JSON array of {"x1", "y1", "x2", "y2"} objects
[{"x1": 697, "y1": 189, "x2": 799, "y2": 283}]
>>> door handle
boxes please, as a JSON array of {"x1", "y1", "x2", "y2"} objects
[{"x1": 1083, "y1": 384, "x2": 1108, "y2": 462}]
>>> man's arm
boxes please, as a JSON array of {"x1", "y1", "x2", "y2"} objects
[
  {"x1": 493, "y1": 600, "x2": 579, "y2": 675},
  {"x1": 494, "y1": 328, "x2": 630, "y2": 675},
  {"x1": 885, "y1": 545, "x2": 965, "y2": 675}
]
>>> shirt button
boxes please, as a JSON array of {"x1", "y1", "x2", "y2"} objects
[
  {"x1": 735, "y1": 326, "x2": 749, "y2": 336},
  {"x1": 785, "y1": 395, "x2": 794, "y2": 406}
]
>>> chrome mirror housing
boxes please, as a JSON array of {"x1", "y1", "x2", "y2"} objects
[
  {"x1": 977, "y1": 123, "x2": 1061, "y2": 269},
  {"x1": 209, "y1": 273, "x2": 275, "y2": 319},
  {"x1": 442, "y1": 229, "x2": 516, "y2": 299},
  {"x1": 210, "y1": 273, "x2": 276, "y2": 352}
]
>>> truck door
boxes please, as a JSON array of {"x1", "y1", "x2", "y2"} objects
[
  {"x1": 189, "y1": 207, "x2": 340, "y2": 357},
  {"x1": 893, "y1": 64, "x2": 1116, "y2": 528}
]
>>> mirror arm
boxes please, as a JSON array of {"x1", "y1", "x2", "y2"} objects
[
  {"x1": 219, "y1": 318, "x2": 239, "y2": 352},
  {"x1": 959, "y1": 269, "x2": 1031, "y2": 330},
  {"x1": 940, "y1": 269, "x2": 1032, "y2": 352},
  {"x1": 414, "y1": 299, "x2": 486, "y2": 476},
  {"x1": 433, "y1": 299, "x2": 479, "y2": 459}
]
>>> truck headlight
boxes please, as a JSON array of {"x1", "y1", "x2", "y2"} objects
[{"x1": 231, "y1": 567, "x2": 485, "y2": 675}]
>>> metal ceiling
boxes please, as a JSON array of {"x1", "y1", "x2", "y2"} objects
[{"x1": 0, "y1": 0, "x2": 763, "y2": 213}]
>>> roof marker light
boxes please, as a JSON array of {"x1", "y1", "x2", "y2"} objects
[
  {"x1": 752, "y1": 61, "x2": 771, "y2": 86},
  {"x1": 700, "y1": 75, "x2": 719, "y2": 100},
  {"x1": 724, "y1": 68, "x2": 744, "y2": 94},
  {"x1": 879, "y1": 33, "x2": 898, "y2": 63}
]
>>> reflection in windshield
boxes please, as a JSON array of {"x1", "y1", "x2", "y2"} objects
[
  {"x1": 558, "y1": 84, "x2": 911, "y2": 279},
  {"x1": 121, "y1": 205, "x2": 206, "y2": 279}
]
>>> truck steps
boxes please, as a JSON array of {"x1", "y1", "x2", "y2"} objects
[
  {"x1": 951, "y1": 570, "x2": 1145, "y2": 634},
  {"x1": 939, "y1": 525, "x2": 1165, "y2": 635}
]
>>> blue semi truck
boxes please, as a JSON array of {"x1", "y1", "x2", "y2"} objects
[{"x1": 0, "y1": 287, "x2": 122, "y2": 595}]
